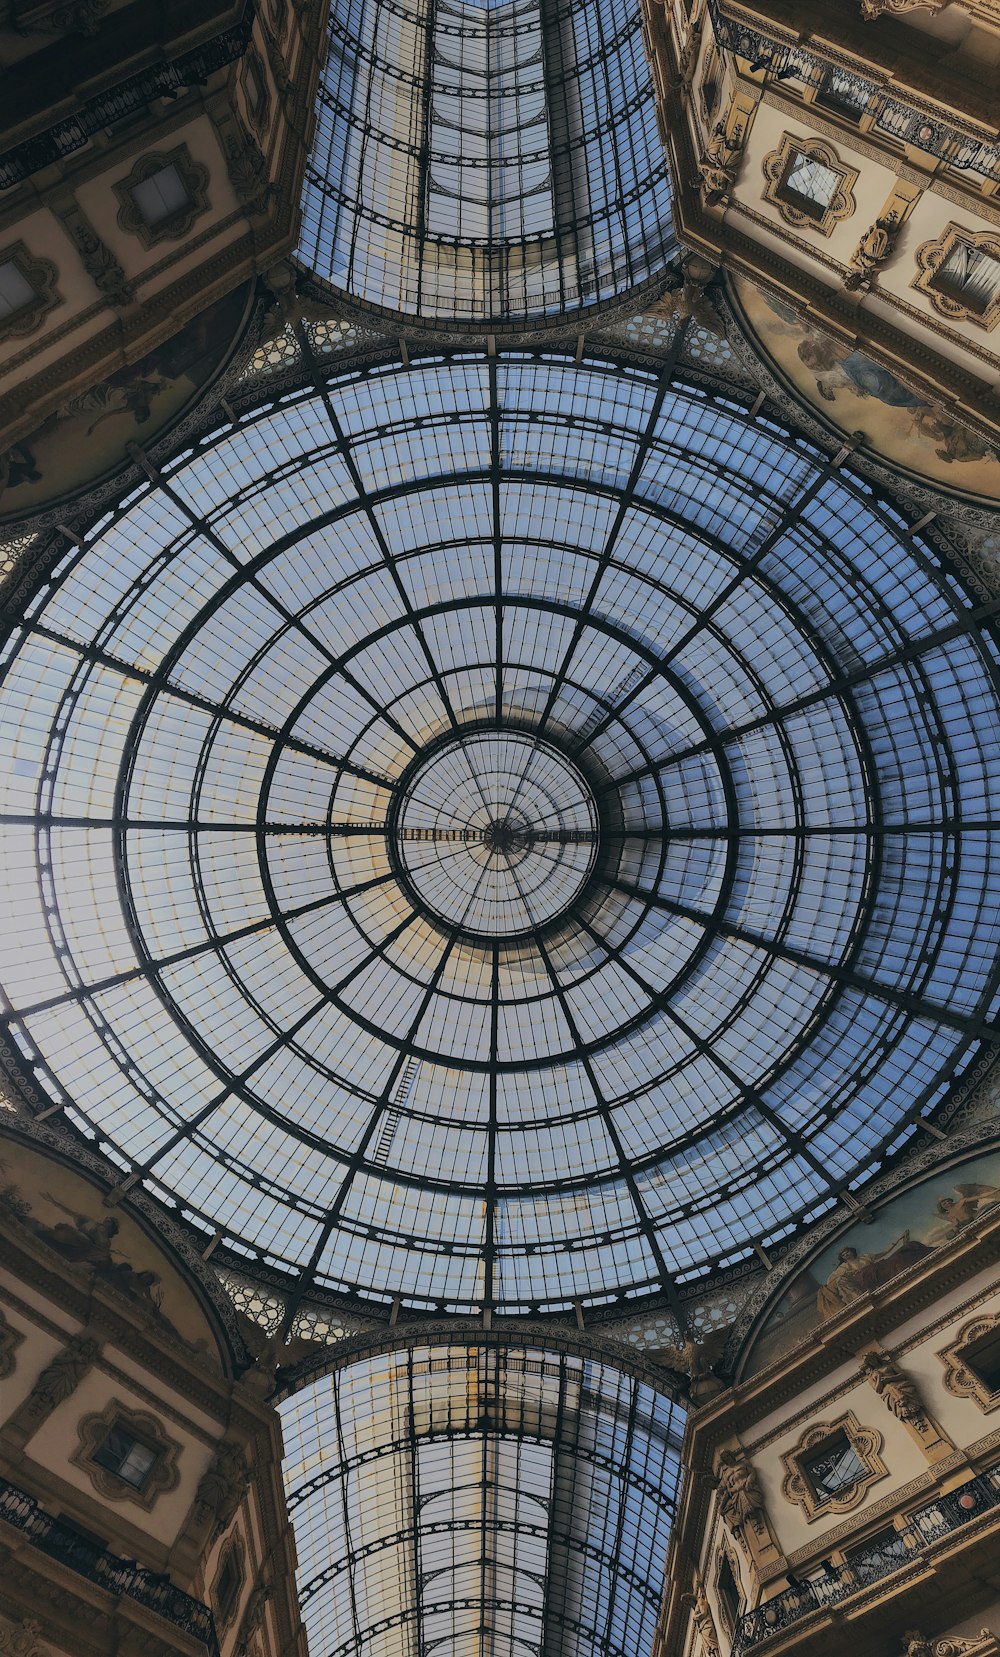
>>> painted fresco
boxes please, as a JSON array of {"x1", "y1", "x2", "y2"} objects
[
  {"x1": 0, "y1": 283, "x2": 251, "y2": 519},
  {"x1": 744, "y1": 1144, "x2": 1000, "y2": 1375},
  {"x1": 0, "y1": 1136, "x2": 219, "y2": 1362},
  {"x1": 734, "y1": 276, "x2": 1000, "y2": 500}
]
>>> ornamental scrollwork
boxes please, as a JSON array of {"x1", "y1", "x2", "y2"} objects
[{"x1": 780, "y1": 1412, "x2": 888, "y2": 1520}]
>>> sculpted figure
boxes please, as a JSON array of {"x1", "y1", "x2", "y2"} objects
[
  {"x1": 715, "y1": 1447, "x2": 765, "y2": 1530},
  {"x1": 682, "y1": 1582, "x2": 720, "y2": 1657},
  {"x1": 26, "y1": 1334, "x2": 100, "y2": 1418},
  {"x1": 654, "y1": 1325, "x2": 729, "y2": 1403},
  {"x1": 195, "y1": 1440, "x2": 249, "y2": 1535},
  {"x1": 697, "y1": 120, "x2": 744, "y2": 208},
  {"x1": 861, "y1": 1349, "x2": 925, "y2": 1424},
  {"x1": 845, "y1": 216, "x2": 898, "y2": 293}
]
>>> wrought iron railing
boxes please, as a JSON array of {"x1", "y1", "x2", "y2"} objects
[
  {"x1": 706, "y1": 0, "x2": 1000, "y2": 185},
  {"x1": 0, "y1": 2, "x2": 258, "y2": 191},
  {"x1": 0, "y1": 1477, "x2": 219, "y2": 1656},
  {"x1": 735, "y1": 1464, "x2": 1000, "y2": 1650}
]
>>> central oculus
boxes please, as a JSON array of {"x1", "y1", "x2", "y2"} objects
[{"x1": 392, "y1": 729, "x2": 601, "y2": 940}]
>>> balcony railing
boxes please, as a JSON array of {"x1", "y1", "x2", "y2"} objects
[
  {"x1": 0, "y1": 1477, "x2": 219, "y2": 1657},
  {"x1": 735, "y1": 1464, "x2": 1000, "y2": 1650},
  {"x1": 706, "y1": 0, "x2": 1000, "y2": 185}
]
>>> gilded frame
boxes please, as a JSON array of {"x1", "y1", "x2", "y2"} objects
[
  {"x1": 913, "y1": 225, "x2": 1000, "y2": 331},
  {"x1": 71, "y1": 1399, "x2": 182, "y2": 1510},
  {"x1": 780, "y1": 1412, "x2": 888, "y2": 1521},
  {"x1": 762, "y1": 135, "x2": 858, "y2": 236}
]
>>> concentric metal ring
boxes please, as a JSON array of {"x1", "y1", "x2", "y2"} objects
[{"x1": 2, "y1": 352, "x2": 998, "y2": 1317}]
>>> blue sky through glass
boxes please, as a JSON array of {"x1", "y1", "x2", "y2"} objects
[{"x1": 1, "y1": 351, "x2": 997, "y2": 1316}]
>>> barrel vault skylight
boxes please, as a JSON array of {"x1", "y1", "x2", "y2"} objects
[
  {"x1": 278, "y1": 1341, "x2": 684, "y2": 1657},
  {"x1": 2, "y1": 350, "x2": 999, "y2": 1319},
  {"x1": 297, "y1": 0, "x2": 676, "y2": 321}
]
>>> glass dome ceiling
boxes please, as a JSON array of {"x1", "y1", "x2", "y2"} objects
[
  {"x1": 278, "y1": 1340, "x2": 683, "y2": 1657},
  {"x1": 297, "y1": 0, "x2": 676, "y2": 321},
  {"x1": 2, "y1": 349, "x2": 999, "y2": 1317}
]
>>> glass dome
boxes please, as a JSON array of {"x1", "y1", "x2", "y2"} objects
[
  {"x1": 1, "y1": 350, "x2": 999, "y2": 1317},
  {"x1": 278, "y1": 1340, "x2": 684, "y2": 1657},
  {"x1": 297, "y1": 0, "x2": 676, "y2": 322}
]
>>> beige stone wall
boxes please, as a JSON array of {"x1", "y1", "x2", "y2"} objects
[{"x1": 0, "y1": 1132, "x2": 305, "y2": 1657}]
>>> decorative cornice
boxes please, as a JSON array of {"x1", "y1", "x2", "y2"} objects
[{"x1": 0, "y1": 1116, "x2": 254, "y2": 1379}]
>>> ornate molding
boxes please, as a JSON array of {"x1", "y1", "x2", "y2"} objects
[
  {"x1": 698, "y1": 119, "x2": 746, "y2": 208},
  {"x1": 714, "y1": 1444, "x2": 785, "y2": 1574},
  {"x1": 193, "y1": 1439, "x2": 250, "y2": 1538},
  {"x1": 726, "y1": 1050, "x2": 1000, "y2": 1378},
  {"x1": 780, "y1": 1412, "x2": 888, "y2": 1520},
  {"x1": 914, "y1": 226, "x2": 1000, "y2": 331},
  {"x1": 0, "y1": 1113, "x2": 255, "y2": 1377},
  {"x1": 113, "y1": 146, "x2": 211, "y2": 250},
  {"x1": 682, "y1": 1581, "x2": 721, "y2": 1657},
  {"x1": 0, "y1": 1620, "x2": 49, "y2": 1657},
  {"x1": 860, "y1": 0, "x2": 947, "y2": 16},
  {"x1": 940, "y1": 1311, "x2": 1000, "y2": 1413},
  {"x1": 54, "y1": 201, "x2": 133, "y2": 311},
  {"x1": 0, "y1": 245, "x2": 61, "y2": 344},
  {"x1": 785, "y1": 1465, "x2": 935, "y2": 1563},
  {"x1": 761, "y1": 134, "x2": 858, "y2": 236},
  {"x1": 10, "y1": 0, "x2": 108, "y2": 34},
  {"x1": 0, "y1": 1309, "x2": 24, "y2": 1380},
  {"x1": 860, "y1": 1349, "x2": 927, "y2": 1426},
  {"x1": 900, "y1": 1632, "x2": 1000, "y2": 1657},
  {"x1": 19, "y1": 1334, "x2": 101, "y2": 1428},
  {"x1": 240, "y1": 45, "x2": 272, "y2": 136},
  {"x1": 211, "y1": 1529, "x2": 247, "y2": 1632},
  {"x1": 844, "y1": 215, "x2": 899, "y2": 294},
  {"x1": 69, "y1": 1399, "x2": 181, "y2": 1510}
]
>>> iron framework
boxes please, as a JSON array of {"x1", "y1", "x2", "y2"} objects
[
  {"x1": 278, "y1": 1340, "x2": 684, "y2": 1657},
  {"x1": 1, "y1": 342, "x2": 999, "y2": 1320},
  {"x1": 297, "y1": 0, "x2": 677, "y2": 322}
]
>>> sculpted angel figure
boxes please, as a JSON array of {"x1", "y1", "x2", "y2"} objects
[{"x1": 652, "y1": 1326, "x2": 729, "y2": 1403}]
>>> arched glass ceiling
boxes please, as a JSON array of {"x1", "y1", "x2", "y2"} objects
[
  {"x1": 1, "y1": 350, "x2": 1000, "y2": 1317},
  {"x1": 279, "y1": 1341, "x2": 683, "y2": 1657},
  {"x1": 297, "y1": 0, "x2": 676, "y2": 321}
]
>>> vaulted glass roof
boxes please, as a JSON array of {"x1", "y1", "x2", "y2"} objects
[
  {"x1": 279, "y1": 1341, "x2": 683, "y2": 1657},
  {"x1": 297, "y1": 0, "x2": 676, "y2": 321},
  {"x1": 2, "y1": 347, "x2": 998, "y2": 1318}
]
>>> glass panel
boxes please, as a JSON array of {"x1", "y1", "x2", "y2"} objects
[
  {"x1": 0, "y1": 258, "x2": 36, "y2": 318},
  {"x1": 804, "y1": 1434, "x2": 866, "y2": 1499},
  {"x1": 1, "y1": 354, "x2": 998, "y2": 1312},
  {"x1": 93, "y1": 1426, "x2": 157, "y2": 1488},
  {"x1": 132, "y1": 164, "x2": 189, "y2": 226},
  {"x1": 784, "y1": 151, "x2": 839, "y2": 209},
  {"x1": 297, "y1": 0, "x2": 676, "y2": 320},
  {"x1": 280, "y1": 1344, "x2": 685, "y2": 1657}
]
